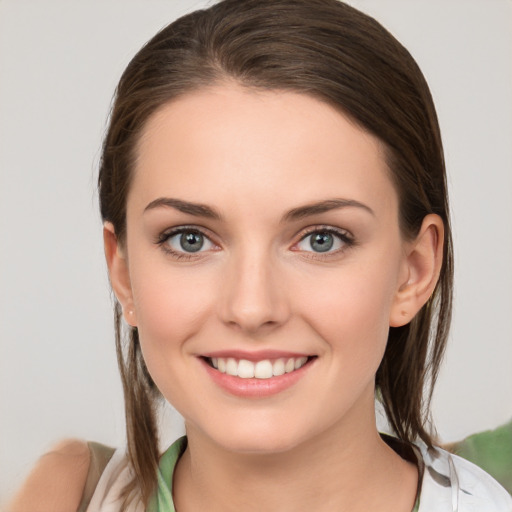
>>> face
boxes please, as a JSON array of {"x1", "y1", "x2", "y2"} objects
[{"x1": 115, "y1": 84, "x2": 414, "y2": 454}]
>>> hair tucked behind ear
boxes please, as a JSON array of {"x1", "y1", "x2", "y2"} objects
[
  {"x1": 113, "y1": 303, "x2": 160, "y2": 507},
  {"x1": 377, "y1": 292, "x2": 451, "y2": 445},
  {"x1": 99, "y1": 0, "x2": 453, "y2": 504}
]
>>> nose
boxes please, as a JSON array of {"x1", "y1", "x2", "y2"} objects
[{"x1": 219, "y1": 248, "x2": 290, "y2": 334}]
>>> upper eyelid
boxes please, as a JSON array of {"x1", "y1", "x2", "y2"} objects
[
  {"x1": 158, "y1": 225, "x2": 215, "y2": 241},
  {"x1": 296, "y1": 225, "x2": 353, "y2": 240}
]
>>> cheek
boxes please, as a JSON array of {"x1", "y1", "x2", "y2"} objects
[
  {"x1": 129, "y1": 262, "x2": 220, "y2": 405},
  {"x1": 129, "y1": 259, "x2": 216, "y2": 354},
  {"x1": 294, "y1": 258, "x2": 401, "y2": 361}
]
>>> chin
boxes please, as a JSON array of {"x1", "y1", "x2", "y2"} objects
[
  {"x1": 222, "y1": 434, "x2": 304, "y2": 455},
  {"x1": 196, "y1": 416, "x2": 318, "y2": 456}
]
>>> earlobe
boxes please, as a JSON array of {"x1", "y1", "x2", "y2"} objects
[
  {"x1": 389, "y1": 214, "x2": 444, "y2": 327},
  {"x1": 103, "y1": 222, "x2": 137, "y2": 327}
]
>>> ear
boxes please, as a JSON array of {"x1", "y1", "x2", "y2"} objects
[
  {"x1": 389, "y1": 214, "x2": 444, "y2": 327},
  {"x1": 103, "y1": 222, "x2": 137, "y2": 327}
]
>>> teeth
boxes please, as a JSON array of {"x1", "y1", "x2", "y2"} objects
[
  {"x1": 295, "y1": 356, "x2": 308, "y2": 369},
  {"x1": 209, "y1": 356, "x2": 309, "y2": 379},
  {"x1": 254, "y1": 360, "x2": 273, "y2": 379},
  {"x1": 273, "y1": 359, "x2": 285, "y2": 376},
  {"x1": 238, "y1": 359, "x2": 255, "y2": 378},
  {"x1": 226, "y1": 358, "x2": 238, "y2": 375}
]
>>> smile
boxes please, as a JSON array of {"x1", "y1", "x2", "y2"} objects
[
  {"x1": 207, "y1": 356, "x2": 309, "y2": 379},
  {"x1": 200, "y1": 352, "x2": 316, "y2": 397}
]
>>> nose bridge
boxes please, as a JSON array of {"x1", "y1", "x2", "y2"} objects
[{"x1": 220, "y1": 241, "x2": 288, "y2": 333}]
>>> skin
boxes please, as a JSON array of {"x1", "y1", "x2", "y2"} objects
[
  {"x1": 105, "y1": 84, "x2": 444, "y2": 511},
  {"x1": 6, "y1": 439, "x2": 90, "y2": 512}
]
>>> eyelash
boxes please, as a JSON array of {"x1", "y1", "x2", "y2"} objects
[
  {"x1": 155, "y1": 225, "x2": 355, "y2": 261},
  {"x1": 156, "y1": 226, "x2": 216, "y2": 261},
  {"x1": 293, "y1": 226, "x2": 355, "y2": 259}
]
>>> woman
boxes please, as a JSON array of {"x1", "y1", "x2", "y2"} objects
[{"x1": 7, "y1": 1, "x2": 512, "y2": 511}]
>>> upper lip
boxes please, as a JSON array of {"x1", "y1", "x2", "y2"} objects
[{"x1": 200, "y1": 350, "x2": 313, "y2": 362}]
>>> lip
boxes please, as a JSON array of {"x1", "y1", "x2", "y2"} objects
[{"x1": 199, "y1": 354, "x2": 315, "y2": 398}]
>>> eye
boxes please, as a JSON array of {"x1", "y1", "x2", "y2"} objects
[
  {"x1": 295, "y1": 228, "x2": 352, "y2": 254},
  {"x1": 161, "y1": 228, "x2": 215, "y2": 254}
]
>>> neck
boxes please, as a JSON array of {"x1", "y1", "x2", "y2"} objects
[{"x1": 173, "y1": 397, "x2": 418, "y2": 512}]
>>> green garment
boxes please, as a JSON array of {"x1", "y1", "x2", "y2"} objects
[
  {"x1": 446, "y1": 419, "x2": 512, "y2": 494},
  {"x1": 148, "y1": 436, "x2": 421, "y2": 512},
  {"x1": 148, "y1": 437, "x2": 186, "y2": 511}
]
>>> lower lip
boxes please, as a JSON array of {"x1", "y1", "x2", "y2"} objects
[{"x1": 200, "y1": 358, "x2": 314, "y2": 398}]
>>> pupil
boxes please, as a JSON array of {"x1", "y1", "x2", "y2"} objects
[
  {"x1": 311, "y1": 232, "x2": 333, "y2": 252},
  {"x1": 180, "y1": 232, "x2": 203, "y2": 252}
]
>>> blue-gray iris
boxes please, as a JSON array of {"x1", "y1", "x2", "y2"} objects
[
  {"x1": 181, "y1": 232, "x2": 204, "y2": 252},
  {"x1": 311, "y1": 232, "x2": 334, "y2": 252}
]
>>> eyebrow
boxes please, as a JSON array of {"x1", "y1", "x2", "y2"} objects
[
  {"x1": 282, "y1": 198, "x2": 375, "y2": 222},
  {"x1": 144, "y1": 197, "x2": 222, "y2": 220},
  {"x1": 143, "y1": 197, "x2": 374, "y2": 222}
]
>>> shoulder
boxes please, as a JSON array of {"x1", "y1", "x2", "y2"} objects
[
  {"x1": 444, "y1": 419, "x2": 512, "y2": 493},
  {"x1": 450, "y1": 451, "x2": 512, "y2": 508},
  {"x1": 6, "y1": 439, "x2": 91, "y2": 512},
  {"x1": 417, "y1": 443, "x2": 512, "y2": 511}
]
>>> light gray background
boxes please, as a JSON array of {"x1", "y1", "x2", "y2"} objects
[{"x1": 1, "y1": 0, "x2": 511, "y2": 502}]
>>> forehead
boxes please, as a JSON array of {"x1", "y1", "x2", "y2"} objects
[{"x1": 130, "y1": 84, "x2": 397, "y2": 219}]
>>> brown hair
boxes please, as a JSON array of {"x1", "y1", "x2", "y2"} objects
[{"x1": 98, "y1": 0, "x2": 453, "y2": 505}]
